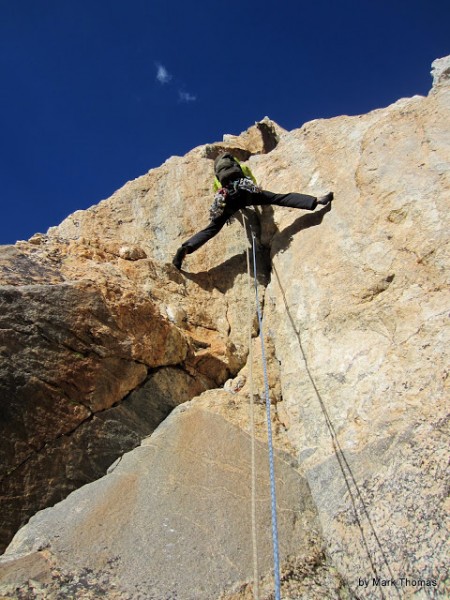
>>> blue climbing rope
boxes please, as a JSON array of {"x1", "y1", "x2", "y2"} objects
[{"x1": 251, "y1": 230, "x2": 282, "y2": 600}]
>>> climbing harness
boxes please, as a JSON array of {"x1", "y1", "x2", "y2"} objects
[
  {"x1": 239, "y1": 214, "x2": 281, "y2": 600},
  {"x1": 229, "y1": 177, "x2": 261, "y2": 196},
  {"x1": 209, "y1": 178, "x2": 261, "y2": 221}
]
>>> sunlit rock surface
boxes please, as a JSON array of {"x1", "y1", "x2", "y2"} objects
[{"x1": 0, "y1": 57, "x2": 448, "y2": 598}]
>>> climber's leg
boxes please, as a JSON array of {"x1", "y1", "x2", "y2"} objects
[
  {"x1": 172, "y1": 212, "x2": 231, "y2": 269},
  {"x1": 240, "y1": 189, "x2": 318, "y2": 211}
]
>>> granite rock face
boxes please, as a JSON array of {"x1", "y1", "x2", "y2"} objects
[
  {"x1": 0, "y1": 118, "x2": 273, "y2": 553},
  {"x1": 0, "y1": 57, "x2": 449, "y2": 598},
  {"x1": 0, "y1": 405, "x2": 331, "y2": 600}
]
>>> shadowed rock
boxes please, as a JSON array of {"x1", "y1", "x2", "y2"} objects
[{"x1": 1, "y1": 405, "x2": 323, "y2": 600}]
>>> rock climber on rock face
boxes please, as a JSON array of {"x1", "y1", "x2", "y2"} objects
[{"x1": 172, "y1": 152, "x2": 333, "y2": 270}]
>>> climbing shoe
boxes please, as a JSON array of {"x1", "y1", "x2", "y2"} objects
[
  {"x1": 317, "y1": 191, "x2": 334, "y2": 206},
  {"x1": 172, "y1": 247, "x2": 187, "y2": 270}
]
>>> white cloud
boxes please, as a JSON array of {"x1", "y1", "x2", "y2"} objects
[
  {"x1": 155, "y1": 63, "x2": 172, "y2": 84},
  {"x1": 154, "y1": 61, "x2": 197, "y2": 103},
  {"x1": 178, "y1": 90, "x2": 197, "y2": 103}
]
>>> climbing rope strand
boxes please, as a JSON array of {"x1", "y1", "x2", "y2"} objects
[
  {"x1": 272, "y1": 264, "x2": 401, "y2": 600},
  {"x1": 239, "y1": 213, "x2": 260, "y2": 600},
  {"x1": 251, "y1": 230, "x2": 282, "y2": 600}
]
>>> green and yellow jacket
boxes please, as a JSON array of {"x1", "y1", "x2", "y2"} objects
[{"x1": 213, "y1": 160, "x2": 257, "y2": 192}]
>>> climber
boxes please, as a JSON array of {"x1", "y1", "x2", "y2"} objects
[{"x1": 172, "y1": 152, "x2": 333, "y2": 270}]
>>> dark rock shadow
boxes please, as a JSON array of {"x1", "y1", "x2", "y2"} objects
[
  {"x1": 269, "y1": 203, "x2": 332, "y2": 258},
  {"x1": 172, "y1": 204, "x2": 332, "y2": 290},
  {"x1": 181, "y1": 251, "x2": 247, "y2": 294}
]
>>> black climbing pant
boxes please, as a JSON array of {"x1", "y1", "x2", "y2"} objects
[{"x1": 182, "y1": 189, "x2": 317, "y2": 253}]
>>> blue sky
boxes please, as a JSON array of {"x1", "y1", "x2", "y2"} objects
[{"x1": 1, "y1": 0, "x2": 449, "y2": 245}]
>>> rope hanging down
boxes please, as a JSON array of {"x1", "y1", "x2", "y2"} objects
[
  {"x1": 249, "y1": 227, "x2": 282, "y2": 600},
  {"x1": 239, "y1": 214, "x2": 260, "y2": 600}
]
